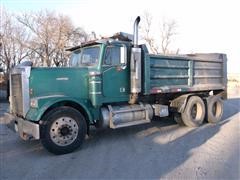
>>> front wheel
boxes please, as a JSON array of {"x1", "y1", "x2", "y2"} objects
[{"x1": 41, "y1": 107, "x2": 87, "y2": 155}]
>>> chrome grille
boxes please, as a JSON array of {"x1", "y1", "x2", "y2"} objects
[{"x1": 11, "y1": 74, "x2": 23, "y2": 116}]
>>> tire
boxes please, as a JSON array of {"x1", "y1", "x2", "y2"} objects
[
  {"x1": 173, "y1": 113, "x2": 185, "y2": 126},
  {"x1": 41, "y1": 106, "x2": 87, "y2": 155},
  {"x1": 181, "y1": 96, "x2": 206, "y2": 127},
  {"x1": 207, "y1": 96, "x2": 223, "y2": 123}
]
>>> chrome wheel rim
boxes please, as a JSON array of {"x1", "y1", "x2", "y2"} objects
[
  {"x1": 50, "y1": 117, "x2": 79, "y2": 146},
  {"x1": 191, "y1": 103, "x2": 202, "y2": 121}
]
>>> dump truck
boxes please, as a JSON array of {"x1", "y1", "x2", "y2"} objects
[{"x1": 9, "y1": 17, "x2": 227, "y2": 154}]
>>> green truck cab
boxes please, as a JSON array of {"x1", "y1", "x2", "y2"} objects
[{"x1": 9, "y1": 17, "x2": 227, "y2": 154}]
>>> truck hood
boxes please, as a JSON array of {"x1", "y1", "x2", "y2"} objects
[{"x1": 29, "y1": 67, "x2": 89, "y2": 98}]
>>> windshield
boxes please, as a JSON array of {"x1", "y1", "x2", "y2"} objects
[{"x1": 70, "y1": 46, "x2": 100, "y2": 67}]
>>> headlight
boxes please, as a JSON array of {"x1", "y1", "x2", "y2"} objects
[{"x1": 30, "y1": 98, "x2": 38, "y2": 108}]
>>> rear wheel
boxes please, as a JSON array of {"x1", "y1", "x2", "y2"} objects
[
  {"x1": 181, "y1": 96, "x2": 206, "y2": 127},
  {"x1": 207, "y1": 96, "x2": 223, "y2": 123},
  {"x1": 41, "y1": 107, "x2": 87, "y2": 155},
  {"x1": 173, "y1": 113, "x2": 185, "y2": 126}
]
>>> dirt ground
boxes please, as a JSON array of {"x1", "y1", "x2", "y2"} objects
[{"x1": 0, "y1": 88, "x2": 239, "y2": 179}]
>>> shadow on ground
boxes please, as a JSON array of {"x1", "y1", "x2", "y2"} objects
[{"x1": 0, "y1": 98, "x2": 239, "y2": 179}]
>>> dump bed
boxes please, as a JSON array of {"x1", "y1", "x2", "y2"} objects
[{"x1": 143, "y1": 53, "x2": 227, "y2": 94}]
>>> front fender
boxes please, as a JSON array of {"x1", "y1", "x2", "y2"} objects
[{"x1": 26, "y1": 96, "x2": 94, "y2": 123}]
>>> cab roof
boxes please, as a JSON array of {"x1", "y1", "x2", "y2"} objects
[{"x1": 66, "y1": 32, "x2": 133, "y2": 51}]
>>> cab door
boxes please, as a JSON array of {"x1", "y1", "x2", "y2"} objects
[{"x1": 102, "y1": 44, "x2": 129, "y2": 101}]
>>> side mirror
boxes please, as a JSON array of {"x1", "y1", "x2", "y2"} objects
[{"x1": 120, "y1": 46, "x2": 127, "y2": 65}]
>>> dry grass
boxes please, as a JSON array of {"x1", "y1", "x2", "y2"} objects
[
  {"x1": 227, "y1": 74, "x2": 240, "y2": 98},
  {"x1": 228, "y1": 73, "x2": 240, "y2": 88}
]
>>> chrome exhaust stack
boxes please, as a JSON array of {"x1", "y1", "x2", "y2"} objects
[
  {"x1": 129, "y1": 16, "x2": 142, "y2": 104},
  {"x1": 133, "y1": 16, "x2": 141, "y2": 47}
]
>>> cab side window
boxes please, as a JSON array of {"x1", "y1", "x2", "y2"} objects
[{"x1": 104, "y1": 45, "x2": 121, "y2": 66}]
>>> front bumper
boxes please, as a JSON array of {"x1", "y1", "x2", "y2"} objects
[{"x1": 6, "y1": 113, "x2": 40, "y2": 140}]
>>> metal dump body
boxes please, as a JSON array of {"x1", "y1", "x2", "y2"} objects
[{"x1": 143, "y1": 53, "x2": 227, "y2": 94}]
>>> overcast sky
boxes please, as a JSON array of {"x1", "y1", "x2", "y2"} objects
[{"x1": 1, "y1": 0, "x2": 239, "y2": 73}]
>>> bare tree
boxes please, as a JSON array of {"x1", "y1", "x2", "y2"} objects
[
  {"x1": 140, "y1": 11, "x2": 159, "y2": 54},
  {"x1": 68, "y1": 27, "x2": 89, "y2": 47},
  {"x1": 140, "y1": 11, "x2": 178, "y2": 54},
  {"x1": 160, "y1": 19, "x2": 177, "y2": 54},
  {"x1": 0, "y1": 9, "x2": 30, "y2": 76},
  {"x1": 17, "y1": 10, "x2": 88, "y2": 67}
]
